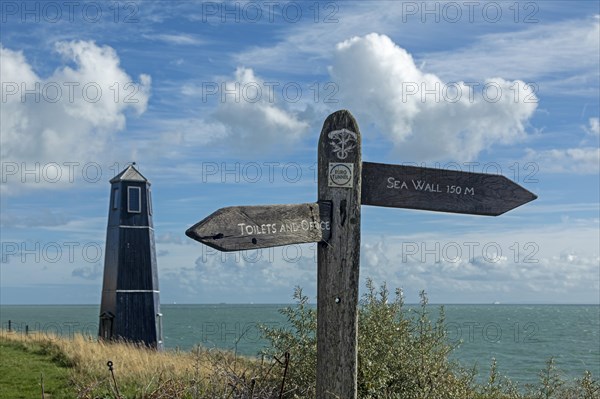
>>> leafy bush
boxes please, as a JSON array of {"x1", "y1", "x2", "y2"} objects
[
  {"x1": 357, "y1": 280, "x2": 475, "y2": 399},
  {"x1": 261, "y1": 279, "x2": 599, "y2": 399},
  {"x1": 261, "y1": 280, "x2": 475, "y2": 398},
  {"x1": 260, "y1": 286, "x2": 317, "y2": 398}
]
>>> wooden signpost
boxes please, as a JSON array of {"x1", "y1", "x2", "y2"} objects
[{"x1": 186, "y1": 110, "x2": 537, "y2": 398}]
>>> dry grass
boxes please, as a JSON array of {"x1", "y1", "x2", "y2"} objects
[{"x1": 0, "y1": 330, "x2": 283, "y2": 398}]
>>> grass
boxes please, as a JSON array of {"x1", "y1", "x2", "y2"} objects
[
  {"x1": 0, "y1": 330, "x2": 285, "y2": 398},
  {"x1": 0, "y1": 337, "x2": 71, "y2": 398}
]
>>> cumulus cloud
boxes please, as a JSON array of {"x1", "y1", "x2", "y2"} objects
[
  {"x1": 166, "y1": 67, "x2": 310, "y2": 155},
  {"x1": 329, "y1": 33, "x2": 538, "y2": 161},
  {"x1": 209, "y1": 67, "x2": 310, "y2": 152},
  {"x1": 0, "y1": 41, "x2": 151, "y2": 193}
]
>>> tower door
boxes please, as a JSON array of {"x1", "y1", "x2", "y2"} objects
[{"x1": 99, "y1": 312, "x2": 114, "y2": 340}]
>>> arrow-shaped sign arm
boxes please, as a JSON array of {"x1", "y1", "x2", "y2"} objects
[
  {"x1": 491, "y1": 175, "x2": 537, "y2": 215},
  {"x1": 185, "y1": 202, "x2": 332, "y2": 252},
  {"x1": 361, "y1": 162, "x2": 537, "y2": 216}
]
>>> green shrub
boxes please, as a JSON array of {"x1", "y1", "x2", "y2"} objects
[
  {"x1": 357, "y1": 280, "x2": 474, "y2": 399},
  {"x1": 260, "y1": 286, "x2": 317, "y2": 398},
  {"x1": 260, "y1": 279, "x2": 599, "y2": 399}
]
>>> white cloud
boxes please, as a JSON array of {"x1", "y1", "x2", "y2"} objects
[
  {"x1": 0, "y1": 41, "x2": 151, "y2": 193},
  {"x1": 360, "y1": 221, "x2": 600, "y2": 304},
  {"x1": 525, "y1": 147, "x2": 600, "y2": 174},
  {"x1": 149, "y1": 216, "x2": 600, "y2": 304},
  {"x1": 234, "y1": 5, "x2": 598, "y2": 97},
  {"x1": 158, "y1": 243, "x2": 318, "y2": 303},
  {"x1": 586, "y1": 117, "x2": 600, "y2": 136},
  {"x1": 171, "y1": 67, "x2": 310, "y2": 154},
  {"x1": 212, "y1": 68, "x2": 310, "y2": 146},
  {"x1": 329, "y1": 33, "x2": 538, "y2": 161},
  {"x1": 231, "y1": 2, "x2": 445, "y2": 75}
]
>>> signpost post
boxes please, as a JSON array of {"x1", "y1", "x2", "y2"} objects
[{"x1": 186, "y1": 110, "x2": 537, "y2": 398}]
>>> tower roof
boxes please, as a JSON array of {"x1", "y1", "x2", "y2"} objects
[{"x1": 110, "y1": 164, "x2": 149, "y2": 183}]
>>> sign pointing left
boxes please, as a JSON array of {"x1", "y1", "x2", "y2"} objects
[{"x1": 185, "y1": 202, "x2": 332, "y2": 252}]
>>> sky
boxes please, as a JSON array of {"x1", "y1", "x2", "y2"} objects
[{"x1": 0, "y1": 1, "x2": 598, "y2": 305}]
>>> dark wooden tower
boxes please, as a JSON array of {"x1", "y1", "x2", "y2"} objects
[{"x1": 99, "y1": 164, "x2": 163, "y2": 349}]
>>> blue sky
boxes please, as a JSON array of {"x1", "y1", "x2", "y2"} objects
[{"x1": 1, "y1": 1, "x2": 598, "y2": 304}]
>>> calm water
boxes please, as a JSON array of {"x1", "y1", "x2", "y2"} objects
[{"x1": 1, "y1": 304, "x2": 598, "y2": 385}]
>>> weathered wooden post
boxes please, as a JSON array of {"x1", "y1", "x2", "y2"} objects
[
  {"x1": 185, "y1": 109, "x2": 537, "y2": 399},
  {"x1": 317, "y1": 111, "x2": 362, "y2": 397}
]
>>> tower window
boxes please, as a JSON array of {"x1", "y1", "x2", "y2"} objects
[
  {"x1": 147, "y1": 188, "x2": 153, "y2": 215},
  {"x1": 128, "y1": 186, "x2": 141, "y2": 213},
  {"x1": 112, "y1": 188, "x2": 119, "y2": 210}
]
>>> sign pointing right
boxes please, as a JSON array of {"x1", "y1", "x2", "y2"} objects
[{"x1": 361, "y1": 161, "x2": 537, "y2": 216}]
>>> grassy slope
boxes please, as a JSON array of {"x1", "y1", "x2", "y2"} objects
[
  {"x1": 0, "y1": 332, "x2": 263, "y2": 399},
  {"x1": 0, "y1": 322, "x2": 597, "y2": 399},
  {"x1": 0, "y1": 339, "x2": 72, "y2": 399}
]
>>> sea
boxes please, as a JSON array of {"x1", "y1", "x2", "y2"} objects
[{"x1": 1, "y1": 304, "x2": 598, "y2": 386}]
